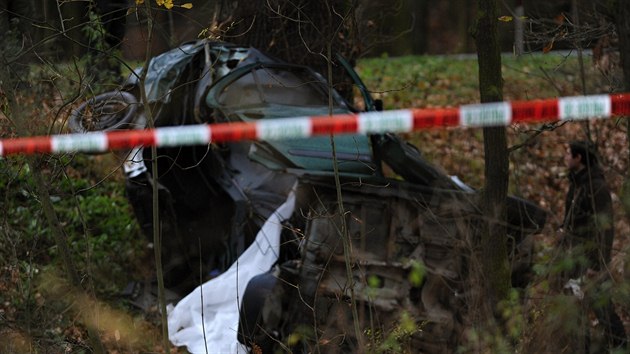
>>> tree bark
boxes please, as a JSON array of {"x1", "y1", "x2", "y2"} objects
[
  {"x1": 456, "y1": 0, "x2": 474, "y2": 53},
  {"x1": 226, "y1": 0, "x2": 358, "y2": 99},
  {"x1": 474, "y1": 0, "x2": 511, "y2": 308},
  {"x1": 514, "y1": 0, "x2": 524, "y2": 56},
  {"x1": 228, "y1": 1, "x2": 353, "y2": 63},
  {"x1": 411, "y1": 0, "x2": 429, "y2": 54},
  {"x1": 58, "y1": 0, "x2": 87, "y2": 57},
  {"x1": 614, "y1": 0, "x2": 630, "y2": 220},
  {"x1": 617, "y1": 1, "x2": 630, "y2": 87}
]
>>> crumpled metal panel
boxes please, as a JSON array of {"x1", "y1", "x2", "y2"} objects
[
  {"x1": 288, "y1": 186, "x2": 471, "y2": 353},
  {"x1": 144, "y1": 41, "x2": 205, "y2": 103},
  {"x1": 142, "y1": 40, "x2": 277, "y2": 103}
]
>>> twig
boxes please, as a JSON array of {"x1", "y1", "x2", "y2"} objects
[{"x1": 138, "y1": 2, "x2": 170, "y2": 352}]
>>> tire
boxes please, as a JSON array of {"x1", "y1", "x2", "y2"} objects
[{"x1": 68, "y1": 91, "x2": 139, "y2": 133}]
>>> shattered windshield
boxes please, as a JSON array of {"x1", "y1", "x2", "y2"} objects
[{"x1": 216, "y1": 66, "x2": 345, "y2": 117}]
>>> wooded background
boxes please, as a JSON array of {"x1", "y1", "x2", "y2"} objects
[{"x1": 14, "y1": 0, "x2": 604, "y2": 59}]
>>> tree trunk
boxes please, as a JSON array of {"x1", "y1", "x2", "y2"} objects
[
  {"x1": 456, "y1": 0, "x2": 474, "y2": 53},
  {"x1": 411, "y1": 0, "x2": 429, "y2": 54},
  {"x1": 514, "y1": 0, "x2": 524, "y2": 56},
  {"x1": 58, "y1": 0, "x2": 87, "y2": 57},
  {"x1": 226, "y1": 0, "x2": 358, "y2": 99},
  {"x1": 474, "y1": 0, "x2": 511, "y2": 309},
  {"x1": 618, "y1": 2, "x2": 630, "y2": 87},
  {"x1": 228, "y1": 1, "x2": 353, "y2": 63},
  {"x1": 615, "y1": 1, "x2": 630, "y2": 218}
]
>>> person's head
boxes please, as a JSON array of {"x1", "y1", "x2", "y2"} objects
[{"x1": 565, "y1": 140, "x2": 599, "y2": 171}]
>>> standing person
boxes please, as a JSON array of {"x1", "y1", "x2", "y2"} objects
[{"x1": 562, "y1": 140, "x2": 627, "y2": 351}]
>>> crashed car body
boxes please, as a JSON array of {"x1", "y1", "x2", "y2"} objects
[{"x1": 70, "y1": 40, "x2": 546, "y2": 353}]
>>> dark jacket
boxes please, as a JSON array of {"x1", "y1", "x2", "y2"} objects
[{"x1": 563, "y1": 165, "x2": 614, "y2": 271}]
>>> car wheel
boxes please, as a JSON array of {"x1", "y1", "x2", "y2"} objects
[{"x1": 68, "y1": 91, "x2": 138, "y2": 134}]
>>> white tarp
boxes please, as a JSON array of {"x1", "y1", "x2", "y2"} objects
[{"x1": 167, "y1": 187, "x2": 297, "y2": 353}]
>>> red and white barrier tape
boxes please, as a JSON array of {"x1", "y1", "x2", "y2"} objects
[{"x1": 2, "y1": 93, "x2": 630, "y2": 157}]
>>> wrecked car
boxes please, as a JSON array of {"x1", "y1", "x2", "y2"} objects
[{"x1": 69, "y1": 40, "x2": 547, "y2": 353}]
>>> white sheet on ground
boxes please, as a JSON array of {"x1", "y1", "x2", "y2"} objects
[{"x1": 167, "y1": 187, "x2": 297, "y2": 354}]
